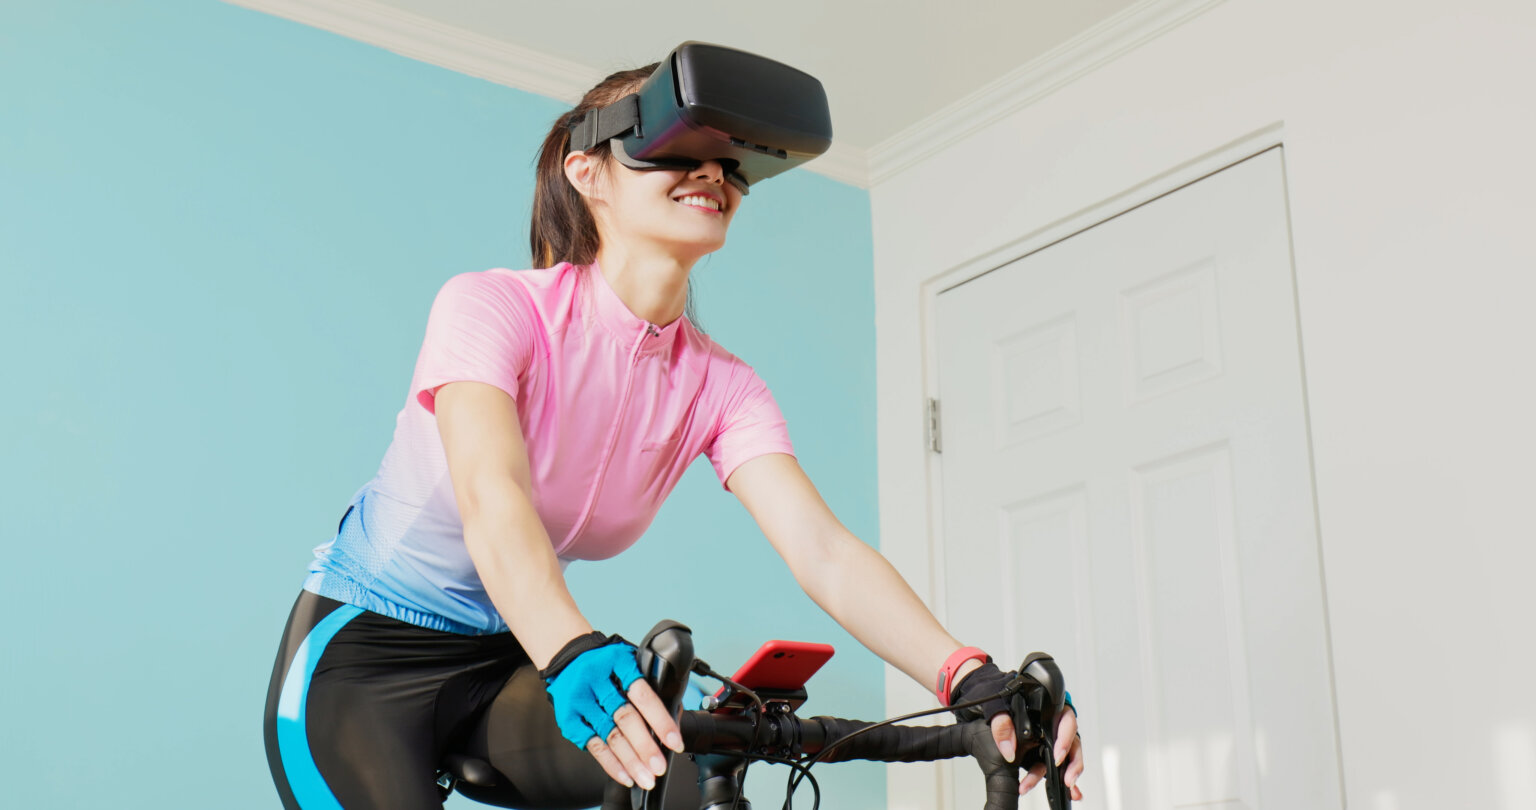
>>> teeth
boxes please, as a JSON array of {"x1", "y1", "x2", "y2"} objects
[{"x1": 676, "y1": 195, "x2": 722, "y2": 212}]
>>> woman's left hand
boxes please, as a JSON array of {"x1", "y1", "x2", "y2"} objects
[{"x1": 991, "y1": 706, "x2": 1085, "y2": 800}]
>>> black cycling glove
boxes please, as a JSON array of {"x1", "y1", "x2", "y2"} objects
[
  {"x1": 951, "y1": 662, "x2": 1078, "y2": 720},
  {"x1": 949, "y1": 661, "x2": 1013, "y2": 723}
]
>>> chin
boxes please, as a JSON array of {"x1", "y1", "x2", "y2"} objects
[{"x1": 667, "y1": 234, "x2": 727, "y2": 259}]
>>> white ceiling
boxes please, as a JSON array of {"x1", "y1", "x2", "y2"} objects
[
  {"x1": 362, "y1": 0, "x2": 1138, "y2": 146},
  {"x1": 229, "y1": 0, "x2": 1188, "y2": 185}
]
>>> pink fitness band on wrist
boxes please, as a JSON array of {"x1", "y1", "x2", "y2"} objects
[{"x1": 936, "y1": 646, "x2": 991, "y2": 707}]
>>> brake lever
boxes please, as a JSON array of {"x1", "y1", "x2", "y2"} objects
[
  {"x1": 1015, "y1": 653, "x2": 1071, "y2": 810},
  {"x1": 633, "y1": 620, "x2": 695, "y2": 810}
]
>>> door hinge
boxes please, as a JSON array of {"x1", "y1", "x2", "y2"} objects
[{"x1": 926, "y1": 397, "x2": 942, "y2": 454}]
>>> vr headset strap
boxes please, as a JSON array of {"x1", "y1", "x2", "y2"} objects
[{"x1": 569, "y1": 94, "x2": 642, "y2": 152}]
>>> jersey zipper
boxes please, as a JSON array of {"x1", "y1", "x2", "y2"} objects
[{"x1": 557, "y1": 322, "x2": 654, "y2": 554}]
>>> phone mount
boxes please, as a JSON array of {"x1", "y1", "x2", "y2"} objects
[{"x1": 710, "y1": 684, "x2": 810, "y2": 712}]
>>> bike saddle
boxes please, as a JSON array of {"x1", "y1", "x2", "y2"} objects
[{"x1": 441, "y1": 752, "x2": 497, "y2": 786}]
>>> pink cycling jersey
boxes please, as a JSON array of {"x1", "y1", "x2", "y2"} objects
[{"x1": 303, "y1": 262, "x2": 796, "y2": 633}]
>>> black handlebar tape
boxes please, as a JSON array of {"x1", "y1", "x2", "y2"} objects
[
  {"x1": 677, "y1": 713, "x2": 975, "y2": 761},
  {"x1": 813, "y1": 719, "x2": 1019, "y2": 810},
  {"x1": 806, "y1": 717, "x2": 969, "y2": 763}
]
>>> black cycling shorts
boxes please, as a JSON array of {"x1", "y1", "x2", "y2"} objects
[{"x1": 262, "y1": 590, "x2": 692, "y2": 809}]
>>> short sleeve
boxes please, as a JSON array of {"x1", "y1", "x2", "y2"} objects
[
  {"x1": 412, "y1": 271, "x2": 539, "y2": 415},
  {"x1": 705, "y1": 362, "x2": 796, "y2": 490}
]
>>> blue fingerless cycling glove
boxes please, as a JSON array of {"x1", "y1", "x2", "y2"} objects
[{"x1": 540, "y1": 631, "x2": 646, "y2": 749}]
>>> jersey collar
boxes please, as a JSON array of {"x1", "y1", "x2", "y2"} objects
[{"x1": 584, "y1": 262, "x2": 684, "y2": 354}]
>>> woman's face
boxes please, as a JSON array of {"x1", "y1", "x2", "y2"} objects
[{"x1": 571, "y1": 154, "x2": 744, "y2": 261}]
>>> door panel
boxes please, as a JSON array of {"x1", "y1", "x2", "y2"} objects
[{"x1": 934, "y1": 149, "x2": 1340, "y2": 810}]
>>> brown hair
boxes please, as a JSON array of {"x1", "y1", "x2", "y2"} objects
[{"x1": 528, "y1": 65, "x2": 657, "y2": 269}]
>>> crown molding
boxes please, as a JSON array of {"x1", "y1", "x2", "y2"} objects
[
  {"x1": 866, "y1": 0, "x2": 1226, "y2": 186},
  {"x1": 223, "y1": 0, "x2": 874, "y2": 187},
  {"x1": 802, "y1": 142, "x2": 870, "y2": 188},
  {"x1": 225, "y1": 0, "x2": 605, "y2": 103}
]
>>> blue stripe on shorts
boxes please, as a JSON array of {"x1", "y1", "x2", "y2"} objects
[{"x1": 274, "y1": 603, "x2": 364, "y2": 809}]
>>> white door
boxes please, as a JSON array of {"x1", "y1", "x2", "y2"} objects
[{"x1": 933, "y1": 149, "x2": 1342, "y2": 810}]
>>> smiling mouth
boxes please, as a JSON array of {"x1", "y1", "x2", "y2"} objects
[{"x1": 674, "y1": 194, "x2": 724, "y2": 213}]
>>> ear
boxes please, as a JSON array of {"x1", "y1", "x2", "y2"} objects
[{"x1": 563, "y1": 150, "x2": 605, "y2": 202}]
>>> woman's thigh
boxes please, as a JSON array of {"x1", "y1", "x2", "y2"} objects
[
  {"x1": 263, "y1": 591, "x2": 521, "y2": 810},
  {"x1": 453, "y1": 664, "x2": 611, "y2": 808},
  {"x1": 457, "y1": 664, "x2": 701, "y2": 810}
]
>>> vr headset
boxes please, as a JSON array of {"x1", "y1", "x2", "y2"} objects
[{"x1": 568, "y1": 42, "x2": 833, "y2": 195}]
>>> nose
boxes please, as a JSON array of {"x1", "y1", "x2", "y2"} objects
[{"x1": 691, "y1": 160, "x2": 726, "y2": 185}]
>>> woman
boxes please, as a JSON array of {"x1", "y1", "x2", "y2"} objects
[{"x1": 263, "y1": 61, "x2": 1085, "y2": 809}]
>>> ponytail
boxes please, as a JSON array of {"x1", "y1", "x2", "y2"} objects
[{"x1": 528, "y1": 65, "x2": 656, "y2": 269}]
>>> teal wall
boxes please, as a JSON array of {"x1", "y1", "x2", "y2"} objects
[{"x1": 0, "y1": 2, "x2": 879, "y2": 808}]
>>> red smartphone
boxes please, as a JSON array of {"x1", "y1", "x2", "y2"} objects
[{"x1": 713, "y1": 640, "x2": 835, "y2": 710}]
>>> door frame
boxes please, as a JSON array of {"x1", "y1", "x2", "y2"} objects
[{"x1": 895, "y1": 122, "x2": 1342, "y2": 808}]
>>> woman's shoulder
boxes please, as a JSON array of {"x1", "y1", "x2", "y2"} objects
[
  {"x1": 432, "y1": 263, "x2": 583, "y2": 313},
  {"x1": 680, "y1": 324, "x2": 766, "y2": 387},
  {"x1": 442, "y1": 263, "x2": 571, "y2": 294}
]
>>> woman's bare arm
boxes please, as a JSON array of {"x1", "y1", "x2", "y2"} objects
[
  {"x1": 433, "y1": 380, "x2": 681, "y2": 788},
  {"x1": 724, "y1": 452, "x2": 964, "y2": 686},
  {"x1": 434, "y1": 380, "x2": 591, "y2": 665}
]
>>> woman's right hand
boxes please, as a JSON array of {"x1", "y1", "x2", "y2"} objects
[
  {"x1": 541, "y1": 632, "x2": 684, "y2": 790},
  {"x1": 587, "y1": 677, "x2": 685, "y2": 790}
]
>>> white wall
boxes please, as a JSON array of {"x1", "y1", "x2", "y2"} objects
[{"x1": 872, "y1": 1, "x2": 1536, "y2": 808}]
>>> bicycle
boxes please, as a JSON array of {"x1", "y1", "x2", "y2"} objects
[{"x1": 437, "y1": 621, "x2": 1074, "y2": 810}]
